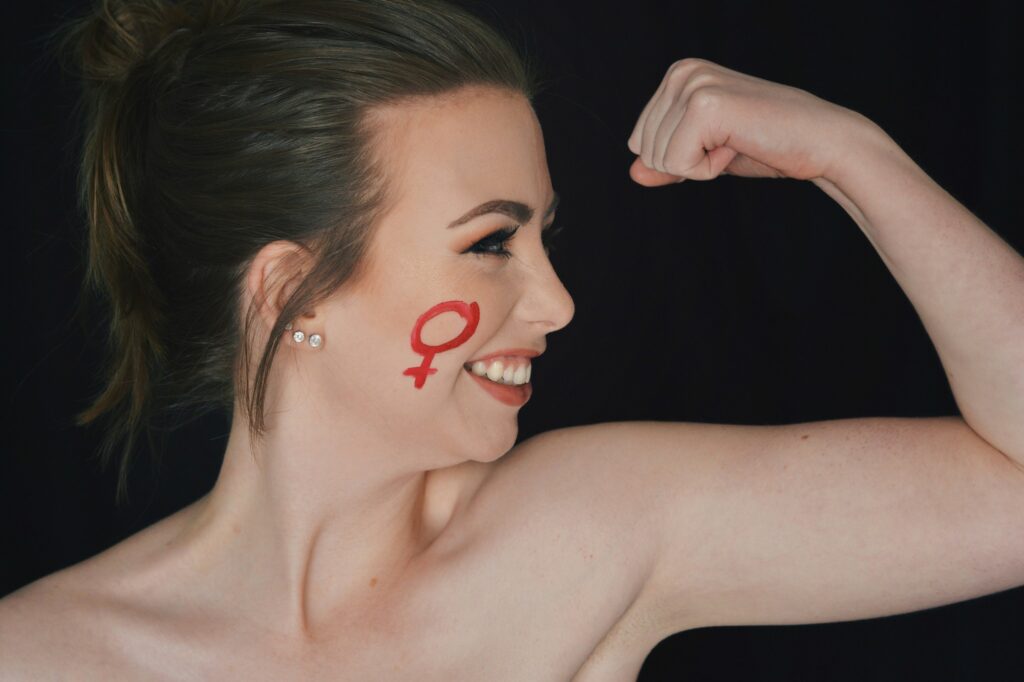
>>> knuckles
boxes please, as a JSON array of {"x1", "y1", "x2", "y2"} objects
[
  {"x1": 667, "y1": 57, "x2": 713, "y2": 82},
  {"x1": 684, "y1": 71, "x2": 717, "y2": 95},
  {"x1": 688, "y1": 86, "x2": 723, "y2": 112},
  {"x1": 669, "y1": 57, "x2": 709, "y2": 72}
]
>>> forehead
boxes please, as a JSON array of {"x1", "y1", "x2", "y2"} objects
[{"x1": 369, "y1": 86, "x2": 550, "y2": 227}]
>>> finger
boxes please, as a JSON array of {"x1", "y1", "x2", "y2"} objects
[
  {"x1": 661, "y1": 93, "x2": 736, "y2": 180},
  {"x1": 630, "y1": 58, "x2": 712, "y2": 158},
  {"x1": 663, "y1": 136, "x2": 736, "y2": 181},
  {"x1": 628, "y1": 75, "x2": 670, "y2": 155},
  {"x1": 643, "y1": 61, "x2": 716, "y2": 171},
  {"x1": 629, "y1": 58, "x2": 699, "y2": 155},
  {"x1": 704, "y1": 146, "x2": 739, "y2": 179},
  {"x1": 651, "y1": 98, "x2": 687, "y2": 173},
  {"x1": 640, "y1": 82, "x2": 682, "y2": 171},
  {"x1": 656, "y1": 75, "x2": 723, "y2": 172}
]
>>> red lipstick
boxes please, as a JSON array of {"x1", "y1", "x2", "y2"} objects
[
  {"x1": 464, "y1": 366, "x2": 533, "y2": 407},
  {"x1": 465, "y1": 348, "x2": 543, "y2": 365}
]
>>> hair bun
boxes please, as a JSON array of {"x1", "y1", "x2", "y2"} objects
[{"x1": 64, "y1": 0, "x2": 198, "y2": 84}]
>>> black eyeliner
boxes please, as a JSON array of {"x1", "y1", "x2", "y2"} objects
[
  {"x1": 461, "y1": 221, "x2": 565, "y2": 259},
  {"x1": 463, "y1": 225, "x2": 520, "y2": 258}
]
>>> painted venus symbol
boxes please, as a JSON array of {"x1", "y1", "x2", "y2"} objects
[{"x1": 403, "y1": 300, "x2": 480, "y2": 389}]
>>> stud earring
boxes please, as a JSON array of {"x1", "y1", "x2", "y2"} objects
[{"x1": 284, "y1": 321, "x2": 322, "y2": 348}]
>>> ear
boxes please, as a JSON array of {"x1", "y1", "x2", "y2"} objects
[{"x1": 244, "y1": 240, "x2": 312, "y2": 331}]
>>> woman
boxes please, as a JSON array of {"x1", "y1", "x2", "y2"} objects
[{"x1": 2, "y1": 0, "x2": 1023, "y2": 679}]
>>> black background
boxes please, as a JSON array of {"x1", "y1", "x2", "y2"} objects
[{"x1": 3, "y1": 1, "x2": 1023, "y2": 680}]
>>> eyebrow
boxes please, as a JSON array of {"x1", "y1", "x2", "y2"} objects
[{"x1": 446, "y1": 191, "x2": 560, "y2": 229}]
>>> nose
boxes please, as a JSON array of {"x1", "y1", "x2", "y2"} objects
[{"x1": 517, "y1": 254, "x2": 575, "y2": 333}]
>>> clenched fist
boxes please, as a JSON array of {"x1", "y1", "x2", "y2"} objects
[{"x1": 626, "y1": 58, "x2": 879, "y2": 186}]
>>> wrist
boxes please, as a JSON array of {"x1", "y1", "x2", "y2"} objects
[
  {"x1": 813, "y1": 108, "x2": 935, "y2": 220},
  {"x1": 817, "y1": 107, "x2": 902, "y2": 187}
]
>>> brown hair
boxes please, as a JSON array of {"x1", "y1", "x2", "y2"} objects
[{"x1": 59, "y1": 0, "x2": 539, "y2": 504}]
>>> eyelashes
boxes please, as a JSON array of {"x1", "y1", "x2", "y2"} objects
[
  {"x1": 464, "y1": 223, "x2": 566, "y2": 260},
  {"x1": 466, "y1": 225, "x2": 519, "y2": 259}
]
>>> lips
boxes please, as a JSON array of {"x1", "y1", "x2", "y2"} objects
[
  {"x1": 464, "y1": 365, "x2": 533, "y2": 406},
  {"x1": 461, "y1": 347, "x2": 540, "y2": 407},
  {"x1": 464, "y1": 347, "x2": 543, "y2": 366}
]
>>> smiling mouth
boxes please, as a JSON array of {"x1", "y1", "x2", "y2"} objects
[
  {"x1": 463, "y1": 357, "x2": 532, "y2": 386},
  {"x1": 464, "y1": 364, "x2": 532, "y2": 407}
]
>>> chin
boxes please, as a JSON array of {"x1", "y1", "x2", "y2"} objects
[{"x1": 465, "y1": 420, "x2": 519, "y2": 464}]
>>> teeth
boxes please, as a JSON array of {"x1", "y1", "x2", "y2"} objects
[
  {"x1": 468, "y1": 358, "x2": 532, "y2": 385},
  {"x1": 486, "y1": 361, "x2": 504, "y2": 382}
]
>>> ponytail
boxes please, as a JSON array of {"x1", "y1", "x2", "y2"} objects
[{"x1": 63, "y1": 0, "x2": 189, "y2": 503}]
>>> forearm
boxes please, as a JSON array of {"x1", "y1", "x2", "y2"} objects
[{"x1": 812, "y1": 114, "x2": 1024, "y2": 464}]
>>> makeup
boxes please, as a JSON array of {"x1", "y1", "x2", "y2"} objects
[
  {"x1": 464, "y1": 369, "x2": 532, "y2": 407},
  {"x1": 403, "y1": 300, "x2": 480, "y2": 389}
]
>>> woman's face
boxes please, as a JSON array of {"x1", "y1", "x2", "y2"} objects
[{"x1": 314, "y1": 86, "x2": 575, "y2": 466}]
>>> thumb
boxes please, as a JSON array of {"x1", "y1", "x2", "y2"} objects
[{"x1": 629, "y1": 156, "x2": 685, "y2": 186}]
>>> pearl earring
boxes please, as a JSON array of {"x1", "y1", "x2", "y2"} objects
[{"x1": 284, "y1": 322, "x2": 323, "y2": 349}]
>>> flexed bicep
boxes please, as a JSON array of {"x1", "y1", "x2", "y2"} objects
[{"x1": 630, "y1": 416, "x2": 1024, "y2": 634}]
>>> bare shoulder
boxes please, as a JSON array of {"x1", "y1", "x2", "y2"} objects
[
  {"x1": 468, "y1": 424, "x2": 701, "y2": 611},
  {"x1": 432, "y1": 424, "x2": 678, "y2": 671},
  {"x1": 0, "y1": 567, "x2": 120, "y2": 679},
  {"x1": 0, "y1": 505, "x2": 200, "y2": 680},
  {"x1": 468, "y1": 422, "x2": 669, "y2": 582},
  {"x1": 0, "y1": 576, "x2": 59, "y2": 677}
]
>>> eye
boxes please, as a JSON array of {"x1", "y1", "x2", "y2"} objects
[{"x1": 463, "y1": 225, "x2": 519, "y2": 259}]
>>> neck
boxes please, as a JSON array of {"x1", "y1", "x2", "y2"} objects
[{"x1": 161, "y1": 400, "x2": 443, "y2": 640}]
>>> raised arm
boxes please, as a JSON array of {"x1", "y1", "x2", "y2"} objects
[
  {"x1": 810, "y1": 128, "x2": 1024, "y2": 467},
  {"x1": 627, "y1": 58, "x2": 1024, "y2": 469},
  {"x1": 484, "y1": 58, "x2": 1024, "y2": 639},
  {"x1": 620, "y1": 58, "x2": 1024, "y2": 631}
]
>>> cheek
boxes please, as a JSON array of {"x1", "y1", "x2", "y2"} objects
[{"x1": 402, "y1": 300, "x2": 480, "y2": 389}]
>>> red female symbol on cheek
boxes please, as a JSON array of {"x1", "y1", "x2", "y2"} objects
[{"x1": 403, "y1": 300, "x2": 480, "y2": 389}]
